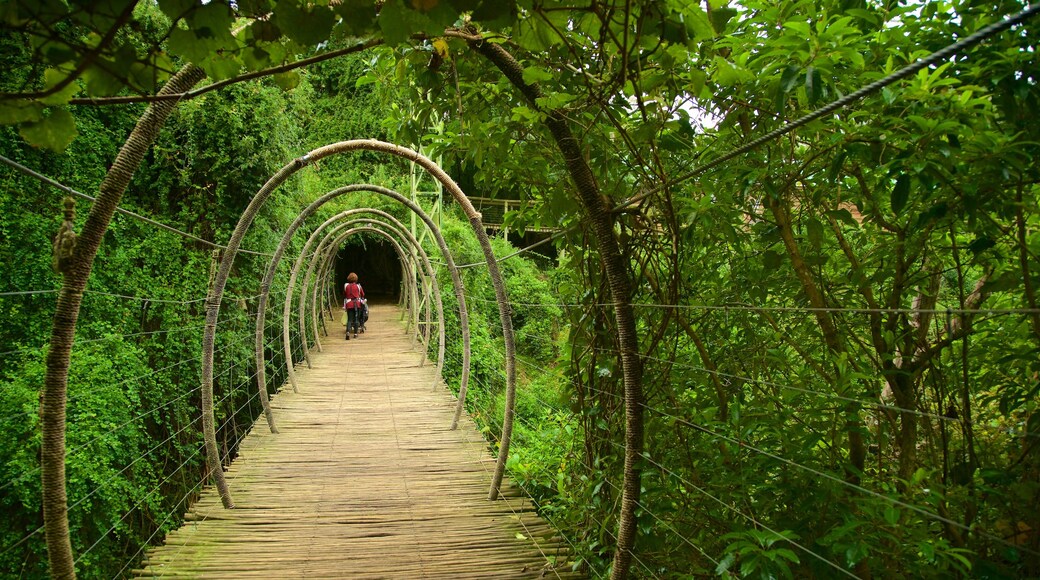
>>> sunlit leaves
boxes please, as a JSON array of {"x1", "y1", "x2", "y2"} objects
[
  {"x1": 167, "y1": 2, "x2": 240, "y2": 79},
  {"x1": 157, "y1": 0, "x2": 195, "y2": 22},
  {"x1": 272, "y1": 71, "x2": 301, "y2": 90},
  {"x1": 712, "y1": 55, "x2": 753, "y2": 86},
  {"x1": 514, "y1": 13, "x2": 559, "y2": 52},
  {"x1": 664, "y1": 0, "x2": 715, "y2": 40},
  {"x1": 0, "y1": 100, "x2": 43, "y2": 124},
  {"x1": 37, "y1": 68, "x2": 79, "y2": 105},
  {"x1": 274, "y1": 0, "x2": 337, "y2": 46},
  {"x1": 521, "y1": 66, "x2": 553, "y2": 85},
  {"x1": 19, "y1": 108, "x2": 78, "y2": 152}
]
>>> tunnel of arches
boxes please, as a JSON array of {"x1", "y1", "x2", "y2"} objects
[{"x1": 334, "y1": 237, "x2": 403, "y2": 301}]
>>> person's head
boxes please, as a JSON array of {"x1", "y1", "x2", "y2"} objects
[{"x1": 347, "y1": 272, "x2": 358, "y2": 283}]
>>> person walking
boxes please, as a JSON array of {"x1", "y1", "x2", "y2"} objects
[{"x1": 343, "y1": 272, "x2": 366, "y2": 340}]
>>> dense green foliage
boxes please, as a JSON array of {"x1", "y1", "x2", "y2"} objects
[
  {"x1": 0, "y1": 43, "x2": 333, "y2": 578},
  {"x1": 3, "y1": 0, "x2": 1040, "y2": 578}
]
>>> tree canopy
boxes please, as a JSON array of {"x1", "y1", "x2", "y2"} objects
[{"x1": 2, "y1": 0, "x2": 1040, "y2": 578}]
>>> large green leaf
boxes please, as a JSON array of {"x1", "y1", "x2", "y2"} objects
[
  {"x1": 890, "y1": 174, "x2": 910, "y2": 216},
  {"x1": 19, "y1": 108, "x2": 78, "y2": 152},
  {"x1": 274, "y1": 0, "x2": 337, "y2": 46},
  {"x1": 39, "y1": 68, "x2": 80, "y2": 105},
  {"x1": 0, "y1": 100, "x2": 43, "y2": 124},
  {"x1": 378, "y1": 0, "x2": 432, "y2": 46},
  {"x1": 514, "y1": 14, "x2": 555, "y2": 52}
]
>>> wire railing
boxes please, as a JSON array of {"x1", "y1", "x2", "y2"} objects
[
  {"x1": 0, "y1": 204, "x2": 310, "y2": 578},
  {"x1": 438, "y1": 281, "x2": 1040, "y2": 577},
  {"x1": 2, "y1": 5, "x2": 1037, "y2": 575}
]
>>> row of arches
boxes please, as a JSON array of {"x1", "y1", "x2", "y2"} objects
[
  {"x1": 198, "y1": 141, "x2": 519, "y2": 508},
  {"x1": 41, "y1": 139, "x2": 637, "y2": 578}
]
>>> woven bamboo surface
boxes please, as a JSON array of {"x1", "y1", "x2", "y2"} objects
[{"x1": 135, "y1": 303, "x2": 579, "y2": 579}]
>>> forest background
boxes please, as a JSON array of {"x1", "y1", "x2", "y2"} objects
[{"x1": 1, "y1": 0, "x2": 1039, "y2": 578}]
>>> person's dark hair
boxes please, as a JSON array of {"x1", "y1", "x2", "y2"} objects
[{"x1": 347, "y1": 272, "x2": 358, "y2": 283}]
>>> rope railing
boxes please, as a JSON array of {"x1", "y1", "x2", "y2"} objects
[
  {"x1": 1, "y1": 359, "x2": 261, "y2": 565},
  {"x1": 0, "y1": 153, "x2": 273, "y2": 257},
  {"x1": 446, "y1": 280, "x2": 1040, "y2": 576},
  {"x1": 460, "y1": 293, "x2": 1040, "y2": 317}
]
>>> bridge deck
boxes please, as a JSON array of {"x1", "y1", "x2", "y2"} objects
[{"x1": 135, "y1": 304, "x2": 576, "y2": 578}]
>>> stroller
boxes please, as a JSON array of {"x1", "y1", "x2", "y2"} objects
[{"x1": 343, "y1": 298, "x2": 368, "y2": 339}]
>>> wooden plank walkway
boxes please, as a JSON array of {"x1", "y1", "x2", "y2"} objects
[{"x1": 135, "y1": 303, "x2": 579, "y2": 578}]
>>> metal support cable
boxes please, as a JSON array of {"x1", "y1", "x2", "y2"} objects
[
  {"x1": 111, "y1": 453, "x2": 206, "y2": 578},
  {"x1": 0, "y1": 337, "x2": 249, "y2": 492},
  {"x1": 0, "y1": 289, "x2": 59, "y2": 297},
  {"x1": 7, "y1": 378, "x2": 256, "y2": 564},
  {"x1": 455, "y1": 404, "x2": 579, "y2": 579},
  {"x1": 579, "y1": 373, "x2": 1040, "y2": 559},
  {"x1": 585, "y1": 345, "x2": 966, "y2": 426},
  {"x1": 462, "y1": 292, "x2": 1040, "y2": 316},
  {"x1": 470, "y1": 328, "x2": 1039, "y2": 567},
  {"x1": 140, "y1": 387, "x2": 275, "y2": 574},
  {"x1": 464, "y1": 302, "x2": 965, "y2": 427},
  {"x1": 629, "y1": 3, "x2": 1040, "y2": 202},
  {"x1": 590, "y1": 431, "x2": 859, "y2": 578},
  {"x1": 510, "y1": 410, "x2": 722, "y2": 570},
  {"x1": 0, "y1": 153, "x2": 272, "y2": 257},
  {"x1": 643, "y1": 402, "x2": 1040, "y2": 559},
  {"x1": 596, "y1": 472, "x2": 722, "y2": 570}
]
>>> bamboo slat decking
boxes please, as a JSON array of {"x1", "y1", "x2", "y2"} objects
[{"x1": 135, "y1": 304, "x2": 579, "y2": 579}]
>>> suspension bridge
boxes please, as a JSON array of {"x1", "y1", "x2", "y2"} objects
[
  {"x1": 5, "y1": 6, "x2": 1040, "y2": 577},
  {"x1": 131, "y1": 303, "x2": 575, "y2": 578}
]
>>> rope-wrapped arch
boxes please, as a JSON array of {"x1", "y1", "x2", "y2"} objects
[
  {"x1": 252, "y1": 185, "x2": 468, "y2": 433},
  {"x1": 207, "y1": 141, "x2": 515, "y2": 508},
  {"x1": 293, "y1": 213, "x2": 442, "y2": 371}
]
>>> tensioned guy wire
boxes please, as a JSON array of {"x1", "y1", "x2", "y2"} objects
[
  {"x1": 0, "y1": 153, "x2": 272, "y2": 256},
  {"x1": 119, "y1": 382, "x2": 272, "y2": 577},
  {"x1": 628, "y1": 3, "x2": 1040, "y2": 202},
  {"x1": 467, "y1": 316, "x2": 1032, "y2": 567},
  {"x1": 462, "y1": 293, "x2": 1040, "y2": 316},
  {"x1": 4, "y1": 371, "x2": 256, "y2": 562},
  {"x1": 448, "y1": 4, "x2": 1040, "y2": 270},
  {"x1": 509, "y1": 408, "x2": 722, "y2": 571},
  {"x1": 74, "y1": 386, "x2": 264, "y2": 568},
  {"x1": 647, "y1": 402, "x2": 1040, "y2": 559},
  {"x1": 0, "y1": 289, "x2": 59, "y2": 297}
]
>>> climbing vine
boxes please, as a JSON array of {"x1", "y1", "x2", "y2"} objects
[{"x1": 2, "y1": 1, "x2": 1040, "y2": 578}]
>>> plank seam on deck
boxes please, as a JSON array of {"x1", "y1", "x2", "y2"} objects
[{"x1": 134, "y1": 303, "x2": 578, "y2": 579}]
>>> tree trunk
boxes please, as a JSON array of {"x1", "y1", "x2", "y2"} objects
[
  {"x1": 41, "y1": 64, "x2": 205, "y2": 579},
  {"x1": 767, "y1": 194, "x2": 866, "y2": 483},
  {"x1": 471, "y1": 38, "x2": 645, "y2": 580}
]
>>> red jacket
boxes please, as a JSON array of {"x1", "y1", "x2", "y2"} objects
[{"x1": 343, "y1": 282, "x2": 365, "y2": 309}]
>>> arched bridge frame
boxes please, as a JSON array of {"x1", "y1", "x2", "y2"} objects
[{"x1": 202, "y1": 140, "x2": 519, "y2": 510}]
